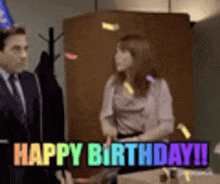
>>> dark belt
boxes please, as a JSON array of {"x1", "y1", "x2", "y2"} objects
[
  {"x1": 117, "y1": 132, "x2": 157, "y2": 175},
  {"x1": 117, "y1": 132, "x2": 141, "y2": 139}
]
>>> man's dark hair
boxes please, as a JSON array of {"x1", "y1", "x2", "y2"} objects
[{"x1": 0, "y1": 25, "x2": 26, "y2": 51}]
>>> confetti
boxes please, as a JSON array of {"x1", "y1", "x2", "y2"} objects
[
  {"x1": 184, "y1": 170, "x2": 190, "y2": 182},
  {"x1": 177, "y1": 123, "x2": 191, "y2": 139},
  {"x1": 65, "y1": 53, "x2": 78, "y2": 60},
  {"x1": 104, "y1": 137, "x2": 111, "y2": 150},
  {"x1": 146, "y1": 75, "x2": 155, "y2": 83},
  {"x1": 102, "y1": 22, "x2": 119, "y2": 31},
  {"x1": 77, "y1": 178, "x2": 88, "y2": 182},
  {"x1": 124, "y1": 82, "x2": 134, "y2": 95}
]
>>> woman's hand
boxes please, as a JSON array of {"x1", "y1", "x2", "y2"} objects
[
  {"x1": 102, "y1": 122, "x2": 118, "y2": 141},
  {"x1": 119, "y1": 136, "x2": 139, "y2": 142}
]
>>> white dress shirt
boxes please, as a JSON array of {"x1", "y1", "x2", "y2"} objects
[{"x1": 0, "y1": 67, "x2": 26, "y2": 114}]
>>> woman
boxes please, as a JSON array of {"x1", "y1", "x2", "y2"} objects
[{"x1": 100, "y1": 35, "x2": 175, "y2": 176}]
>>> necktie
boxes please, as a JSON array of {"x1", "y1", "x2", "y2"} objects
[{"x1": 8, "y1": 74, "x2": 24, "y2": 114}]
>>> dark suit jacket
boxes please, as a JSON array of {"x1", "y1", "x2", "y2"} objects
[
  {"x1": 0, "y1": 71, "x2": 48, "y2": 183},
  {"x1": 0, "y1": 71, "x2": 41, "y2": 141}
]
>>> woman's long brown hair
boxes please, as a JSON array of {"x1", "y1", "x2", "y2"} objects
[{"x1": 112, "y1": 34, "x2": 159, "y2": 97}]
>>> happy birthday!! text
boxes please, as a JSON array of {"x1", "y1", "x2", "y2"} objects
[{"x1": 13, "y1": 142, "x2": 208, "y2": 167}]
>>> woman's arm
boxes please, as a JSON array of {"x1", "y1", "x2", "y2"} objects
[
  {"x1": 120, "y1": 122, "x2": 173, "y2": 142},
  {"x1": 138, "y1": 120, "x2": 173, "y2": 141},
  {"x1": 100, "y1": 75, "x2": 118, "y2": 139},
  {"x1": 100, "y1": 117, "x2": 118, "y2": 140}
]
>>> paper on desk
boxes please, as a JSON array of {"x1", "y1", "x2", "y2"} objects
[
  {"x1": 176, "y1": 168, "x2": 213, "y2": 177},
  {"x1": 214, "y1": 142, "x2": 220, "y2": 154}
]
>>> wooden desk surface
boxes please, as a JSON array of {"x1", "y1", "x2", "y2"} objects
[{"x1": 118, "y1": 169, "x2": 220, "y2": 184}]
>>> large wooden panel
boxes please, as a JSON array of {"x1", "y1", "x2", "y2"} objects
[{"x1": 63, "y1": 10, "x2": 194, "y2": 178}]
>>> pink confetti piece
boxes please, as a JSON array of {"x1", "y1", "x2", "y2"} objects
[
  {"x1": 105, "y1": 138, "x2": 111, "y2": 150},
  {"x1": 77, "y1": 178, "x2": 88, "y2": 182},
  {"x1": 65, "y1": 53, "x2": 78, "y2": 60}
]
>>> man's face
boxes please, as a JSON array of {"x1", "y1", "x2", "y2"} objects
[{"x1": 0, "y1": 34, "x2": 30, "y2": 74}]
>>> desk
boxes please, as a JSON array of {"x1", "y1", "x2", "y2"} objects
[{"x1": 118, "y1": 169, "x2": 220, "y2": 184}]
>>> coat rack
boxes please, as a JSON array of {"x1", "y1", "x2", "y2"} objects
[
  {"x1": 95, "y1": 0, "x2": 98, "y2": 12},
  {"x1": 38, "y1": 28, "x2": 65, "y2": 62},
  {"x1": 168, "y1": 0, "x2": 171, "y2": 13},
  {"x1": 37, "y1": 0, "x2": 97, "y2": 59}
]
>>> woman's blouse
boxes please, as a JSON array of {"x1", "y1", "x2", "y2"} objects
[{"x1": 100, "y1": 75, "x2": 175, "y2": 135}]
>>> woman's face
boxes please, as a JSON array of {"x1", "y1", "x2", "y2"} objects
[{"x1": 115, "y1": 43, "x2": 133, "y2": 72}]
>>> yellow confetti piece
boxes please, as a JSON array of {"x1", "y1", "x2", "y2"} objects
[
  {"x1": 184, "y1": 170, "x2": 190, "y2": 182},
  {"x1": 102, "y1": 22, "x2": 119, "y2": 31},
  {"x1": 177, "y1": 123, "x2": 191, "y2": 139},
  {"x1": 124, "y1": 82, "x2": 134, "y2": 95}
]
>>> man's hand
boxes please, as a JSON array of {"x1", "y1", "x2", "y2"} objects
[{"x1": 55, "y1": 170, "x2": 65, "y2": 184}]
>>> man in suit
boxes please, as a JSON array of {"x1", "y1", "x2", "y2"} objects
[{"x1": 0, "y1": 25, "x2": 49, "y2": 183}]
